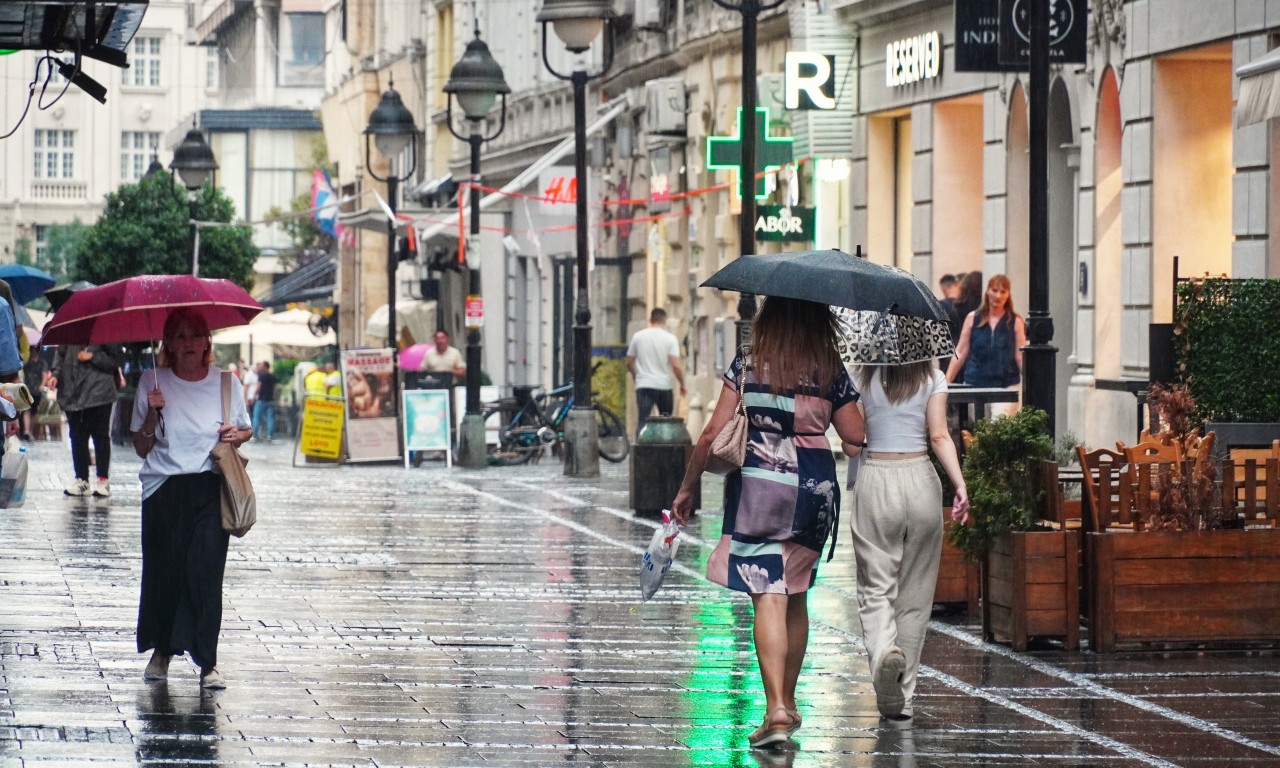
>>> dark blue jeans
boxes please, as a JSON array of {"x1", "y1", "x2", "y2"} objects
[{"x1": 635, "y1": 388, "x2": 674, "y2": 439}]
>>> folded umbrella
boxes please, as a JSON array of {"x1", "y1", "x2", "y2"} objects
[
  {"x1": 40, "y1": 274, "x2": 263, "y2": 347},
  {"x1": 0, "y1": 264, "x2": 57, "y2": 305},
  {"x1": 700, "y1": 248, "x2": 949, "y2": 322}
]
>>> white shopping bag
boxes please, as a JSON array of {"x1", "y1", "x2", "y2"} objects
[{"x1": 639, "y1": 511, "x2": 682, "y2": 601}]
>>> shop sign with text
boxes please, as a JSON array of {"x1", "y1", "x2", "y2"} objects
[
  {"x1": 754, "y1": 205, "x2": 814, "y2": 242},
  {"x1": 886, "y1": 31, "x2": 941, "y2": 87},
  {"x1": 784, "y1": 52, "x2": 837, "y2": 110}
]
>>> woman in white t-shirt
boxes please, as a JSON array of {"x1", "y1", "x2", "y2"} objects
[
  {"x1": 130, "y1": 308, "x2": 253, "y2": 690},
  {"x1": 845, "y1": 360, "x2": 967, "y2": 722}
]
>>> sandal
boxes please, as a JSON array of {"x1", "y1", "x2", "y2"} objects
[
  {"x1": 748, "y1": 707, "x2": 793, "y2": 748},
  {"x1": 199, "y1": 667, "x2": 226, "y2": 689},
  {"x1": 143, "y1": 652, "x2": 170, "y2": 681},
  {"x1": 786, "y1": 708, "x2": 802, "y2": 734}
]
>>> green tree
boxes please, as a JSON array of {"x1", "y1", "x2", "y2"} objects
[
  {"x1": 35, "y1": 221, "x2": 88, "y2": 285},
  {"x1": 75, "y1": 170, "x2": 257, "y2": 289}
]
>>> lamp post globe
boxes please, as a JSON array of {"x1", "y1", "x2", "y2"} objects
[
  {"x1": 536, "y1": 0, "x2": 613, "y2": 53},
  {"x1": 539, "y1": 0, "x2": 614, "y2": 477},
  {"x1": 365, "y1": 83, "x2": 420, "y2": 463},
  {"x1": 170, "y1": 129, "x2": 217, "y2": 191},
  {"x1": 444, "y1": 29, "x2": 509, "y2": 469}
]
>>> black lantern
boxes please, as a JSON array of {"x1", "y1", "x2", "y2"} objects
[{"x1": 170, "y1": 129, "x2": 218, "y2": 191}]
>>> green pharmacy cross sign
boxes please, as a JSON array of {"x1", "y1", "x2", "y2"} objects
[{"x1": 706, "y1": 107, "x2": 794, "y2": 201}]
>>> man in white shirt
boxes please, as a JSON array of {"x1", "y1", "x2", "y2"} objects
[
  {"x1": 420, "y1": 330, "x2": 465, "y2": 382},
  {"x1": 626, "y1": 308, "x2": 685, "y2": 439}
]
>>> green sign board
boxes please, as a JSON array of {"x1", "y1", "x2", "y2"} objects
[
  {"x1": 754, "y1": 205, "x2": 815, "y2": 242},
  {"x1": 706, "y1": 107, "x2": 794, "y2": 201}
]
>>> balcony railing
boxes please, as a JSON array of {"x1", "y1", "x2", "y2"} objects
[{"x1": 30, "y1": 181, "x2": 88, "y2": 200}]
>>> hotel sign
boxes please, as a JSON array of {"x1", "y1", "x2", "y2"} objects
[
  {"x1": 955, "y1": 0, "x2": 1086, "y2": 72},
  {"x1": 886, "y1": 31, "x2": 941, "y2": 87}
]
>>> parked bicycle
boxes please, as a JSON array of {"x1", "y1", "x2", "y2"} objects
[{"x1": 483, "y1": 380, "x2": 629, "y2": 465}]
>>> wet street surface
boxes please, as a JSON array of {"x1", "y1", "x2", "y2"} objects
[{"x1": 3, "y1": 437, "x2": 1280, "y2": 766}]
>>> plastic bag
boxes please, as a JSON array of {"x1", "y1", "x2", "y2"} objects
[{"x1": 639, "y1": 511, "x2": 682, "y2": 601}]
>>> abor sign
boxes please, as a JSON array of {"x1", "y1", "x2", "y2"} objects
[{"x1": 754, "y1": 205, "x2": 815, "y2": 242}]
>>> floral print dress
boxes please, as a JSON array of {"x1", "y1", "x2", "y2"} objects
[{"x1": 706, "y1": 351, "x2": 859, "y2": 594}]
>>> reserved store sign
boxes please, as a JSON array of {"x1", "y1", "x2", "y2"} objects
[{"x1": 886, "y1": 31, "x2": 941, "y2": 87}]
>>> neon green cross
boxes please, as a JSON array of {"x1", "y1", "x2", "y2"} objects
[{"x1": 706, "y1": 107, "x2": 794, "y2": 201}]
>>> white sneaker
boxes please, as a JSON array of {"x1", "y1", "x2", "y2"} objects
[
  {"x1": 64, "y1": 479, "x2": 90, "y2": 497},
  {"x1": 93, "y1": 479, "x2": 110, "y2": 497}
]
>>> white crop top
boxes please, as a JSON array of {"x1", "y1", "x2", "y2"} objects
[{"x1": 859, "y1": 367, "x2": 948, "y2": 453}]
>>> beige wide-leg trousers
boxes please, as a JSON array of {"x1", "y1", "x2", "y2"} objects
[{"x1": 850, "y1": 455, "x2": 943, "y2": 717}]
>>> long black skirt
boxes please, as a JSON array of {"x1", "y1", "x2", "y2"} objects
[{"x1": 136, "y1": 471, "x2": 228, "y2": 669}]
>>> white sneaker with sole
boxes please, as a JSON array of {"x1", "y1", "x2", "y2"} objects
[
  {"x1": 64, "y1": 479, "x2": 90, "y2": 497},
  {"x1": 93, "y1": 479, "x2": 110, "y2": 497},
  {"x1": 873, "y1": 649, "x2": 907, "y2": 718}
]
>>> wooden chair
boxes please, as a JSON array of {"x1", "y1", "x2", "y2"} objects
[
  {"x1": 1076, "y1": 446, "x2": 1134, "y2": 532},
  {"x1": 1040, "y1": 459, "x2": 1082, "y2": 529},
  {"x1": 1227, "y1": 441, "x2": 1280, "y2": 523}
]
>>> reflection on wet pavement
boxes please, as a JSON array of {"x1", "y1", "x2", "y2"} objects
[{"x1": 2, "y1": 438, "x2": 1279, "y2": 765}]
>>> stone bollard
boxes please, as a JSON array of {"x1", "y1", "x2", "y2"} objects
[{"x1": 630, "y1": 416, "x2": 698, "y2": 517}]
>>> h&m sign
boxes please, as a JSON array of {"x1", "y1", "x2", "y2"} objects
[{"x1": 754, "y1": 205, "x2": 815, "y2": 242}]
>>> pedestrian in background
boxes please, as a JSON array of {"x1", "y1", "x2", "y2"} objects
[
  {"x1": 847, "y1": 359, "x2": 967, "y2": 722},
  {"x1": 252, "y1": 361, "x2": 277, "y2": 442},
  {"x1": 20, "y1": 348, "x2": 48, "y2": 442},
  {"x1": 240, "y1": 360, "x2": 258, "y2": 413},
  {"x1": 952, "y1": 272, "x2": 983, "y2": 326},
  {"x1": 131, "y1": 308, "x2": 253, "y2": 690},
  {"x1": 49, "y1": 343, "x2": 121, "y2": 497},
  {"x1": 0, "y1": 284, "x2": 23, "y2": 453},
  {"x1": 420, "y1": 330, "x2": 465, "y2": 382},
  {"x1": 937, "y1": 273, "x2": 962, "y2": 343},
  {"x1": 946, "y1": 274, "x2": 1025, "y2": 417},
  {"x1": 670, "y1": 297, "x2": 864, "y2": 748},
  {"x1": 625, "y1": 308, "x2": 685, "y2": 439}
]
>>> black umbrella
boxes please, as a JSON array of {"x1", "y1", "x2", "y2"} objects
[
  {"x1": 700, "y1": 248, "x2": 949, "y2": 321},
  {"x1": 43, "y1": 280, "x2": 96, "y2": 312}
]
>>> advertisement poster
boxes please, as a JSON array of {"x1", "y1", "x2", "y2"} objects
[
  {"x1": 299, "y1": 395, "x2": 344, "y2": 459},
  {"x1": 340, "y1": 347, "x2": 400, "y2": 462},
  {"x1": 403, "y1": 389, "x2": 452, "y2": 467}
]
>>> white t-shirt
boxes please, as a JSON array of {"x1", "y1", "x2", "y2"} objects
[
  {"x1": 860, "y1": 367, "x2": 948, "y2": 453},
  {"x1": 627, "y1": 326, "x2": 680, "y2": 390},
  {"x1": 421, "y1": 345, "x2": 464, "y2": 373},
  {"x1": 131, "y1": 367, "x2": 252, "y2": 500},
  {"x1": 242, "y1": 368, "x2": 259, "y2": 403}
]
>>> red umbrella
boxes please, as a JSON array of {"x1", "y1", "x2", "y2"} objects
[{"x1": 39, "y1": 275, "x2": 263, "y2": 346}]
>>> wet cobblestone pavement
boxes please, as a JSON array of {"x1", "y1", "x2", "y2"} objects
[{"x1": 3, "y1": 438, "x2": 1280, "y2": 766}]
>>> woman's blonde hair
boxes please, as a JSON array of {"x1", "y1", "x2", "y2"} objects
[
  {"x1": 977, "y1": 274, "x2": 1018, "y2": 326},
  {"x1": 857, "y1": 360, "x2": 936, "y2": 405},
  {"x1": 157, "y1": 308, "x2": 214, "y2": 368},
  {"x1": 749, "y1": 296, "x2": 842, "y2": 395}
]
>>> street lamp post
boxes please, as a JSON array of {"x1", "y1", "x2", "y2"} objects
[
  {"x1": 444, "y1": 27, "x2": 510, "y2": 469},
  {"x1": 538, "y1": 0, "x2": 614, "y2": 478},
  {"x1": 712, "y1": 0, "x2": 784, "y2": 347},
  {"x1": 169, "y1": 129, "x2": 218, "y2": 277},
  {"x1": 365, "y1": 83, "x2": 420, "y2": 456}
]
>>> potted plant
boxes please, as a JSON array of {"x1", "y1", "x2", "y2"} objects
[
  {"x1": 947, "y1": 408, "x2": 1080, "y2": 650},
  {"x1": 1087, "y1": 383, "x2": 1280, "y2": 652}
]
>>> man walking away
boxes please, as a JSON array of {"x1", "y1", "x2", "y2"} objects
[
  {"x1": 50, "y1": 344, "x2": 121, "y2": 497},
  {"x1": 626, "y1": 308, "x2": 685, "y2": 439},
  {"x1": 252, "y1": 361, "x2": 277, "y2": 442}
]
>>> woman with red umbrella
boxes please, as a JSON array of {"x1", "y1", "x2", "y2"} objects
[{"x1": 130, "y1": 308, "x2": 254, "y2": 689}]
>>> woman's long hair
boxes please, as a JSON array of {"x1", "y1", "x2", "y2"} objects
[
  {"x1": 749, "y1": 296, "x2": 842, "y2": 395},
  {"x1": 857, "y1": 360, "x2": 936, "y2": 405},
  {"x1": 957, "y1": 271, "x2": 983, "y2": 307},
  {"x1": 157, "y1": 308, "x2": 214, "y2": 368},
  {"x1": 977, "y1": 274, "x2": 1018, "y2": 326}
]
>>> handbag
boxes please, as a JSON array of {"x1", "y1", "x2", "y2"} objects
[
  {"x1": 211, "y1": 371, "x2": 257, "y2": 537},
  {"x1": 705, "y1": 357, "x2": 748, "y2": 477}
]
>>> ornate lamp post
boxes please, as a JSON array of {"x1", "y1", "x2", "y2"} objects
[
  {"x1": 538, "y1": 0, "x2": 614, "y2": 478},
  {"x1": 444, "y1": 27, "x2": 510, "y2": 469},
  {"x1": 364, "y1": 83, "x2": 419, "y2": 454},
  {"x1": 169, "y1": 129, "x2": 218, "y2": 276}
]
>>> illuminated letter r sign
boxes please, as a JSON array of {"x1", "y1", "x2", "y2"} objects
[{"x1": 784, "y1": 52, "x2": 836, "y2": 110}]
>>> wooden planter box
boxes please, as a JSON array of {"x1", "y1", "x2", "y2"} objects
[
  {"x1": 936, "y1": 514, "x2": 979, "y2": 613},
  {"x1": 1088, "y1": 529, "x2": 1280, "y2": 652},
  {"x1": 982, "y1": 530, "x2": 1081, "y2": 651}
]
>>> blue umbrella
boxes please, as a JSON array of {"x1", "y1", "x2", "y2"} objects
[{"x1": 0, "y1": 264, "x2": 57, "y2": 304}]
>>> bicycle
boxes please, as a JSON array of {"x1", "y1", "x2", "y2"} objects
[{"x1": 483, "y1": 381, "x2": 629, "y2": 465}]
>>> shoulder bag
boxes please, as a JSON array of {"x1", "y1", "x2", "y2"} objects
[
  {"x1": 705, "y1": 357, "x2": 748, "y2": 477},
  {"x1": 212, "y1": 371, "x2": 257, "y2": 537}
]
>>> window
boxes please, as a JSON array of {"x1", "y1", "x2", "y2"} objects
[
  {"x1": 277, "y1": 13, "x2": 324, "y2": 87},
  {"x1": 33, "y1": 130, "x2": 75, "y2": 179},
  {"x1": 121, "y1": 131, "x2": 161, "y2": 181},
  {"x1": 34, "y1": 226, "x2": 48, "y2": 262},
  {"x1": 205, "y1": 46, "x2": 219, "y2": 90},
  {"x1": 127, "y1": 36, "x2": 162, "y2": 87}
]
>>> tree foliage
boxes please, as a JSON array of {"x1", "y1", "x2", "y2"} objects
[
  {"x1": 75, "y1": 170, "x2": 257, "y2": 289},
  {"x1": 945, "y1": 408, "x2": 1054, "y2": 562}
]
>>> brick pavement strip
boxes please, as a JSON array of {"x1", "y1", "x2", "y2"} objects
[{"x1": 2, "y1": 438, "x2": 1280, "y2": 766}]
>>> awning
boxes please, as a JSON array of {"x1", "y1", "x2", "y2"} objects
[
  {"x1": 365, "y1": 299, "x2": 437, "y2": 345},
  {"x1": 414, "y1": 92, "x2": 632, "y2": 243},
  {"x1": 211, "y1": 309, "x2": 335, "y2": 347},
  {"x1": 1237, "y1": 47, "x2": 1280, "y2": 126}
]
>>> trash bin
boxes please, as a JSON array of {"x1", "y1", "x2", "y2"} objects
[{"x1": 630, "y1": 416, "x2": 697, "y2": 516}]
